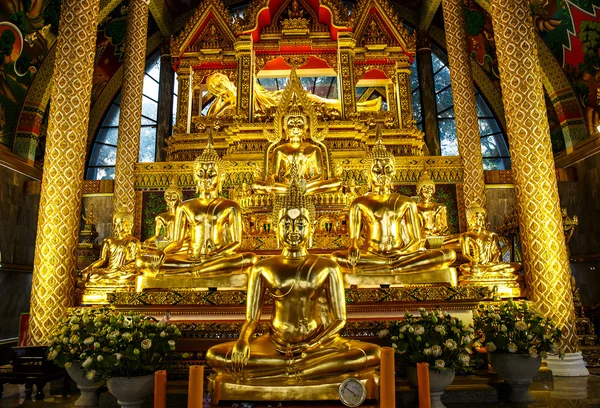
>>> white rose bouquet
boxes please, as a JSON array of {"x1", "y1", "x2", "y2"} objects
[
  {"x1": 472, "y1": 300, "x2": 563, "y2": 359},
  {"x1": 386, "y1": 308, "x2": 477, "y2": 371},
  {"x1": 47, "y1": 307, "x2": 182, "y2": 379}
]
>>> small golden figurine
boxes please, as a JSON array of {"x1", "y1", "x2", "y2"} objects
[
  {"x1": 136, "y1": 138, "x2": 256, "y2": 277},
  {"x1": 206, "y1": 174, "x2": 380, "y2": 388},
  {"x1": 416, "y1": 170, "x2": 449, "y2": 242},
  {"x1": 332, "y1": 138, "x2": 456, "y2": 274},
  {"x1": 145, "y1": 179, "x2": 183, "y2": 249},
  {"x1": 80, "y1": 209, "x2": 141, "y2": 283},
  {"x1": 458, "y1": 205, "x2": 523, "y2": 297},
  {"x1": 253, "y1": 105, "x2": 341, "y2": 195}
]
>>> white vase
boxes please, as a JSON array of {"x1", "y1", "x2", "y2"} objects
[
  {"x1": 107, "y1": 374, "x2": 155, "y2": 408},
  {"x1": 66, "y1": 365, "x2": 105, "y2": 407},
  {"x1": 407, "y1": 366, "x2": 455, "y2": 408},
  {"x1": 490, "y1": 354, "x2": 541, "y2": 403}
]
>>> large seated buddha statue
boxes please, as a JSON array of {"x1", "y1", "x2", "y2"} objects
[
  {"x1": 253, "y1": 72, "x2": 341, "y2": 196},
  {"x1": 332, "y1": 138, "x2": 456, "y2": 283},
  {"x1": 80, "y1": 210, "x2": 141, "y2": 284},
  {"x1": 135, "y1": 139, "x2": 256, "y2": 278},
  {"x1": 206, "y1": 175, "x2": 380, "y2": 401},
  {"x1": 460, "y1": 205, "x2": 521, "y2": 282}
]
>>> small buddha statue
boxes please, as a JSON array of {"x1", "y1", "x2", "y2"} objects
[
  {"x1": 252, "y1": 105, "x2": 341, "y2": 195},
  {"x1": 416, "y1": 171, "x2": 448, "y2": 238},
  {"x1": 332, "y1": 138, "x2": 456, "y2": 273},
  {"x1": 136, "y1": 139, "x2": 256, "y2": 277},
  {"x1": 287, "y1": 0, "x2": 304, "y2": 19},
  {"x1": 80, "y1": 210, "x2": 141, "y2": 283},
  {"x1": 205, "y1": 73, "x2": 237, "y2": 117},
  {"x1": 459, "y1": 205, "x2": 522, "y2": 278},
  {"x1": 206, "y1": 177, "x2": 380, "y2": 382},
  {"x1": 145, "y1": 180, "x2": 183, "y2": 249}
]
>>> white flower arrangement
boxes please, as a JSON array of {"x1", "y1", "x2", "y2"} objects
[
  {"x1": 47, "y1": 307, "x2": 184, "y2": 379},
  {"x1": 385, "y1": 308, "x2": 478, "y2": 371},
  {"x1": 473, "y1": 300, "x2": 563, "y2": 359}
]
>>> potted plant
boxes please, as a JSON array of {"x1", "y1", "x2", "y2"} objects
[
  {"x1": 387, "y1": 308, "x2": 477, "y2": 408},
  {"x1": 84, "y1": 311, "x2": 182, "y2": 408},
  {"x1": 473, "y1": 300, "x2": 563, "y2": 403},
  {"x1": 47, "y1": 307, "x2": 112, "y2": 407}
]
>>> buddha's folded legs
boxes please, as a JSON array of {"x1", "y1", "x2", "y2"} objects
[
  {"x1": 207, "y1": 335, "x2": 379, "y2": 381},
  {"x1": 332, "y1": 248, "x2": 456, "y2": 273}
]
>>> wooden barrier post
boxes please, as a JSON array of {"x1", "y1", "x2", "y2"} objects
[
  {"x1": 380, "y1": 346, "x2": 396, "y2": 407},
  {"x1": 417, "y1": 362, "x2": 431, "y2": 408},
  {"x1": 188, "y1": 365, "x2": 204, "y2": 408},
  {"x1": 154, "y1": 370, "x2": 167, "y2": 408}
]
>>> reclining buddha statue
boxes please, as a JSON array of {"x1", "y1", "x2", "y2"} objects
[
  {"x1": 204, "y1": 72, "x2": 381, "y2": 118},
  {"x1": 206, "y1": 171, "x2": 380, "y2": 400},
  {"x1": 332, "y1": 137, "x2": 456, "y2": 279},
  {"x1": 252, "y1": 70, "x2": 341, "y2": 196},
  {"x1": 135, "y1": 138, "x2": 256, "y2": 277}
]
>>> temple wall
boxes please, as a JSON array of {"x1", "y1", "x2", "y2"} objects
[{"x1": 0, "y1": 166, "x2": 38, "y2": 339}]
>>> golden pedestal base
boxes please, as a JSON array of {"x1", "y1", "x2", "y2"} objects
[
  {"x1": 343, "y1": 268, "x2": 457, "y2": 287},
  {"x1": 136, "y1": 271, "x2": 248, "y2": 292},
  {"x1": 79, "y1": 282, "x2": 136, "y2": 305},
  {"x1": 207, "y1": 372, "x2": 379, "y2": 405},
  {"x1": 458, "y1": 275, "x2": 525, "y2": 298}
]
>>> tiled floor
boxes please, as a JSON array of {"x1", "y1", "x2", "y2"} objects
[{"x1": 1, "y1": 375, "x2": 600, "y2": 407}]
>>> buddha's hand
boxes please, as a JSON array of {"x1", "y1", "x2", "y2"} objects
[
  {"x1": 348, "y1": 244, "x2": 361, "y2": 266},
  {"x1": 231, "y1": 339, "x2": 250, "y2": 374}
]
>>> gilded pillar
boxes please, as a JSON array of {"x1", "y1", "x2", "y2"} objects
[
  {"x1": 416, "y1": 31, "x2": 441, "y2": 155},
  {"x1": 235, "y1": 35, "x2": 253, "y2": 121},
  {"x1": 337, "y1": 32, "x2": 356, "y2": 120},
  {"x1": 441, "y1": 0, "x2": 487, "y2": 211},
  {"x1": 29, "y1": 0, "x2": 100, "y2": 345},
  {"x1": 395, "y1": 66, "x2": 414, "y2": 130},
  {"x1": 489, "y1": 0, "x2": 581, "y2": 358},
  {"x1": 113, "y1": 0, "x2": 149, "y2": 214}
]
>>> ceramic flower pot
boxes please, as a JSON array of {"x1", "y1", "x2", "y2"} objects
[
  {"x1": 490, "y1": 354, "x2": 542, "y2": 403},
  {"x1": 407, "y1": 366, "x2": 455, "y2": 408},
  {"x1": 66, "y1": 365, "x2": 105, "y2": 407},
  {"x1": 107, "y1": 374, "x2": 155, "y2": 408}
]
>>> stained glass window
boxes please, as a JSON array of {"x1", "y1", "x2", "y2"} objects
[
  {"x1": 87, "y1": 51, "x2": 175, "y2": 180},
  {"x1": 410, "y1": 45, "x2": 511, "y2": 170}
]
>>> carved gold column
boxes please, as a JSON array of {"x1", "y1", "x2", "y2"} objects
[
  {"x1": 337, "y1": 32, "x2": 356, "y2": 120},
  {"x1": 113, "y1": 0, "x2": 149, "y2": 214},
  {"x1": 395, "y1": 65, "x2": 414, "y2": 130},
  {"x1": 29, "y1": 0, "x2": 100, "y2": 345},
  {"x1": 441, "y1": 0, "x2": 487, "y2": 211},
  {"x1": 490, "y1": 0, "x2": 587, "y2": 375},
  {"x1": 235, "y1": 35, "x2": 253, "y2": 121}
]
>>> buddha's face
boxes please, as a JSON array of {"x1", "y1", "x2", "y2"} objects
[
  {"x1": 469, "y1": 210, "x2": 487, "y2": 230},
  {"x1": 164, "y1": 190, "x2": 181, "y2": 210},
  {"x1": 286, "y1": 115, "x2": 306, "y2": 142},
  {"x1": 419, "y1": 184, "x2": 435, "y2": 201},
  {"x1": 113, "y1": 216, "x2": 132, "y2": 239},
  {"x1": 194, "y1": 162, "x2": 219, "y2": 193},
  {"x1": 278, "y1": 208, "x2": 311, "y2": 249},
  {"x1": 370, "y1": 157, "x2": 395, "y2": 188}
]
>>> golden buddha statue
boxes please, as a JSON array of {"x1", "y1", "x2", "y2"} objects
[
  {"x1": 136, "y1": 139, "x2": 256, "y2": 277},
  {"x1": 253, "y1": 105, "x2": 341, "y2": 195},
  {"x1": 80, "y1": 210, "x2": 141, "y2": 283},
  {"x1": 206, "y1": 176, "x2": 380, "y2": 387},
  {"x1": 205, "y1": 73, "x2": 237, "y2": 117},
  {"x1": 459, "y1": 205, "x2": 522, "y2": 277},
  {"x1": 416, "y1": 171, "x2": 449, "y2": 240},
  {"x1": 145, "y1": 180, "x2": 183, "y2": 249},
  {"x1": 332, "y1": 138, "x2": 456, "y2": 275}
]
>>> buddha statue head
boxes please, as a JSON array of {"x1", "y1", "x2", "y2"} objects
[
  {"x1": 466, "y1": 205, "x2": 487, "y2": 231},
  {"x1": 164, "y1": 179, "x2": 183, "y2": 211},
  {"x1": 112, "y1": 209, "x2": 134, "y2": 239},
  {"x1": 194, "y1": 136, "x2": 223, "y2": 196},
  {"x1": 417, "y1": 171, "x2": 436, "y2": 202},
  {"x1": 284, "y1": 104, "x2": 308, "y2": 144},
  {"x1": 273, "y1": 165, "x2": 315, "y2": 250},
  {"x1": 366, "y1": 136, "x2": 395, "y2": 191},
  {"x1": 206, "y1": 72, "x2": 236, "y2": 98}
]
